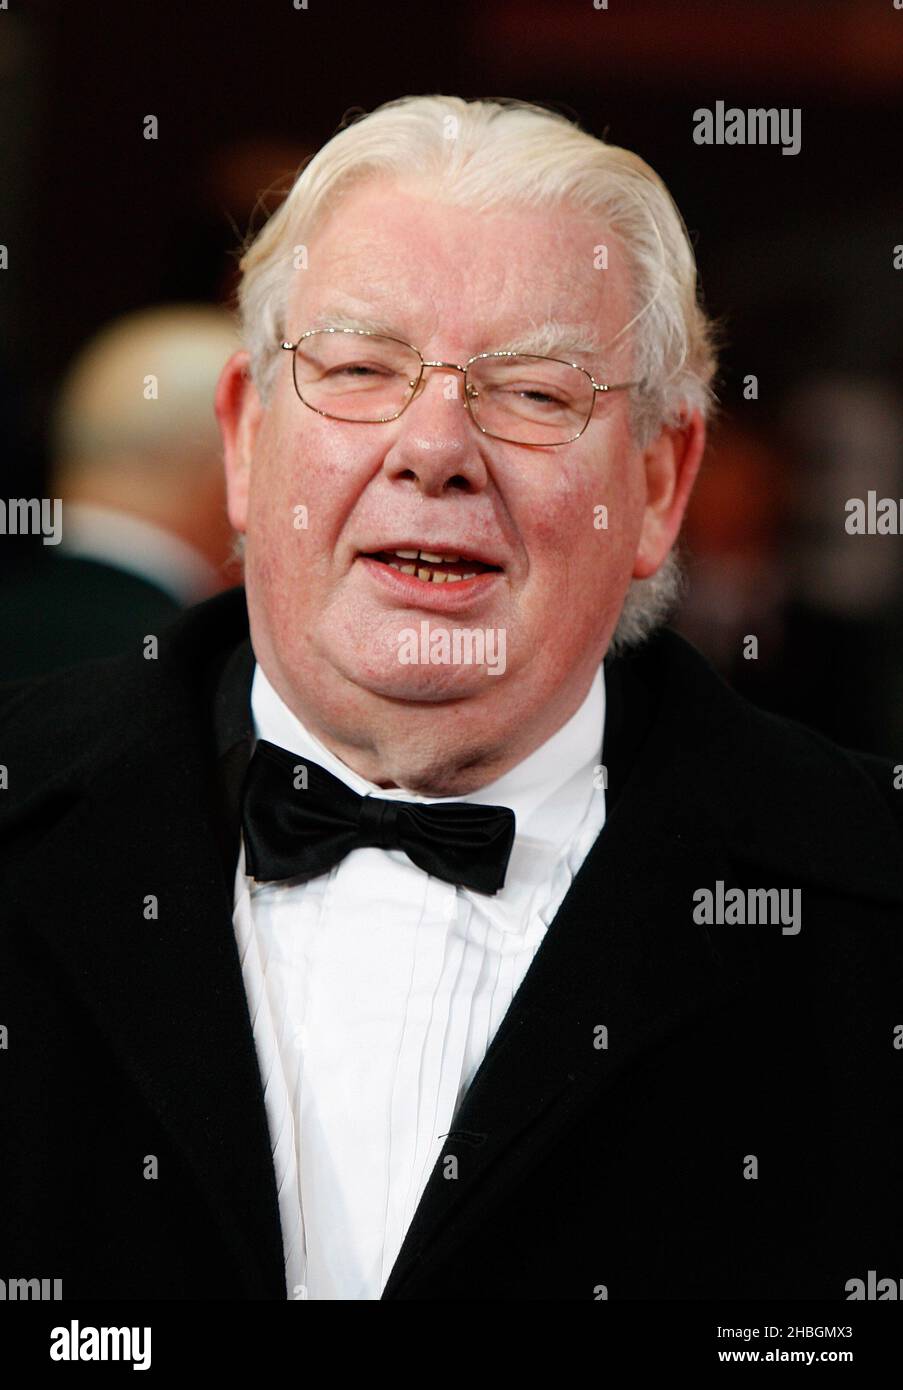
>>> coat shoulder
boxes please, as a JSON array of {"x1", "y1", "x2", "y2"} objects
[
  {"x1": 648, "y1": 629, "x2": 903, "y2": 898},
  {"x1": 0, "y1": 588, "x2": 249, "y2": 825}
]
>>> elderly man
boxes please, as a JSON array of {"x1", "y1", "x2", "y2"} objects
[{"x1": 1, "y1": 96, "x2": 901, "y2": 1303}]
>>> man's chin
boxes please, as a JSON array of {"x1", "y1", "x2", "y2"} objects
[{"x1": 342, "y1": 662, "x2": 500, "y2": 704}]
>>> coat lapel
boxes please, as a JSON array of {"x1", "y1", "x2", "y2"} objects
[
  {"x1": 381, "y1": 634, "x2": 754, "y2": 1297},
  {"x1": 382, "y1": 629, "x2": 903, "y2": 1297},
  {"x1": 3, "y1": 600, "x2": 285, "y2": 1297}
]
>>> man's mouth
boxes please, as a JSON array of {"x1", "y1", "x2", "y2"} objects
[{"x1": 360, "y1": 547, "x2": 503, "y2": 585}]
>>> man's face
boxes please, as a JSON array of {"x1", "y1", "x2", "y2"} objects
[{"x1": 220, "y1": 179, "x2": 689, "y2": 790}]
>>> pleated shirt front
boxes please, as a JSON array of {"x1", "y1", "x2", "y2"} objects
[{"x1": 232, "y1": 662, "x2": 607, "y2": 1299}]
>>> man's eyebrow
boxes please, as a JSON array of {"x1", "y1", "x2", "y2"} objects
[
  {"x1": 301, "y1": 310, "x2": 608, "y2": 364},
  {"x1": 502, "y1": 321, "x2": 607, "y2": 362},
  {"x1": 304, "y1": 309, "x2": 410, "y2": 338}
]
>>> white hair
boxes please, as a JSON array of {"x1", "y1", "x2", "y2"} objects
[{"x1": 235, "y1": 95, "x2": 719, "y2": 650}]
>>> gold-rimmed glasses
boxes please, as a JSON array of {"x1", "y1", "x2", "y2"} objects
[{"x1": 280, "y1": 328, "x2": 644, "y2": 447}]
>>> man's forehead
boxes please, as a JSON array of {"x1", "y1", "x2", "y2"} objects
[
  {"x1": 302, "y1": 184, "x2": 620, "y2": 293},
  {"x1": 289, "y1": 188, "x2": 628, "y2": 362},
  {"x1": 312, "y1": 181, "x2": 601, "y2": 250}
]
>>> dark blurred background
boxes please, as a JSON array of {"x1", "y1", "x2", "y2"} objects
[{"x1": 2, "y1": 0, "x2": 902, "y2": 753}]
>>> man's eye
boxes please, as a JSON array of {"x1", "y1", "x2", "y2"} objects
[
  {"x1": 501, "y1": 385, "x2": 567, "y2": 407},
  {"x1": 329, "y1": 363, "x2": 394, "y2": 378}
]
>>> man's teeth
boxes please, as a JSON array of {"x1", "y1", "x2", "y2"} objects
[
  {"x1": 393, "y1": 548, "x2": 461, "y2": 562},
  {"x1": 382, "y1": 547, "x2": 478, "y2": 583},
  {"x1": 387, "y1": 563, "x2": 476, "y2": 582}
]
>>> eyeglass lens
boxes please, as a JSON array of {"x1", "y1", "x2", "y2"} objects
[{"x1": 291, "y1": 332, "x2": 596, "y2": 445}]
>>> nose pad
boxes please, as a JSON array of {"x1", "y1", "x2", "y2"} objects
[{"x1": 407, "y1": 366, "x2": 469, "y2": 411}]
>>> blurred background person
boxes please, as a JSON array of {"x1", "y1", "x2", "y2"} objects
[{"x1": 0, "y1": 304, "x2": 239, "y2": 679}]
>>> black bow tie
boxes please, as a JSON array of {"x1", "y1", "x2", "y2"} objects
[{"x1": 239, "y1": 739, "x2": 516, "y2": 895}]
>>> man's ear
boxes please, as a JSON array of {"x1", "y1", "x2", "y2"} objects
[
  {"x1": 632, "y1": 407, "x2": 706, "y2": 579},
  {"x1": 215, "y1": 350, "x2": 265, "y2": 534}
]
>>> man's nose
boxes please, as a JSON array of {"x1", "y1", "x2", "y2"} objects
[{"x1": 381, "y1": 365, "x2": 489, "y2": 496}]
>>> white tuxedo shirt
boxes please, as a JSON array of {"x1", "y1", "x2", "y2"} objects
[{"x1": 231, "y1": 663, "x2": 607, "y2": 1299}]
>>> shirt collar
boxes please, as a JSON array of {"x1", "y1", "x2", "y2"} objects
[
  {"x1": 60, "y1": 501, "x2": 219, "y2": 604},
  {"x1": 250, "y1": 662, "x2": 606, "y2": 843}
]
